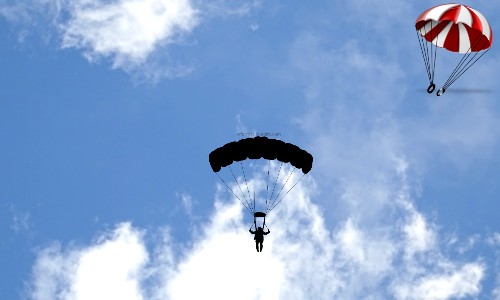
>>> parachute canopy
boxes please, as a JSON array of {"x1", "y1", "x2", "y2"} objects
[
  {"x1": 416, "y1": 4, "x2": 493, "y2": 53},
  {"x1": 209, "y1": 136, "x2": 313, "y2": 216},
  {"x1": 209, "y1": 136, "x2": 313, "y2": 174}
]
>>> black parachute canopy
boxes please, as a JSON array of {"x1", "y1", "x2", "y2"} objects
[{"x1": 209, "y1": 136, "x2": 313, "y2": 174}]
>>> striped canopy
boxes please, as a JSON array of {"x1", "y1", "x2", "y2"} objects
[{"x1": 415, "y1": 4, "x2": 493, "y2": 53}]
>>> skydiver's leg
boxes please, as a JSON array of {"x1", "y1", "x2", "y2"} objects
[
  {"x1": 259, "y1": 242, "x2": 263, "y2": 252},
  {"x1": 255, "y1": 242, "x2": 259, "y2": 252}
]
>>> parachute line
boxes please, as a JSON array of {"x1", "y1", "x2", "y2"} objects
[
  {"x1": 442, "y1": 34, "x2": 481, "y2": 87},
  {"x1": 432, "y1": 21, "x2": 439, "y2": 83},
  {"x1": 240, "y1": 162, "x2": 253, "y2": 211},
  {"x1": 253, "y1": 190, "x2": 256, "y2": 214},
  {"x1": 268, "y1": 162, "x2": 284, "y2": 204},
  {"x1": 267, "y1": 173, "x2": 306, "y2": 213},
  {"x1": 209, "y1": 137, "x2": 313, "y2": 217},
  {"x1": 444, "y1": 48, "x2": 489, "y2": 89},
  {"x1": 267, "y1": 168, "x2": 296, "y2": 212},
  {"x1": 425, "y1": 22, "x2": 435, "y2": 83},
  {"x1": 442, "y1": 36, "x2": 490, "y2": 90},
  {"x1": 417, "y1": 31, "x2": 432, "y2": 82},
  {"x1": 416, "y1": 22, "x2": 438, "y2": 85},
  {"x1": 265, "y1": 160, "x2": 271, "y2": 211},
  {"x1": 229, "y1": 166, "x2": 253, "y2": 213},
  {"x1": 216, "y1": 172, "x2": 253, "y2": 214}
]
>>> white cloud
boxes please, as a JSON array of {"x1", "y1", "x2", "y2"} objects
[
  {"x1": 283, "y1": 3, "x2": 500, "y2": 172},
  {"x1": 21, "y1": 1, "x2": 498, "y2": 298},
  {"x1": 235, "y1": 113, "x2": 248, "y2": 134},
  {"x1": 9, "y1": 205, "x2": 33, "y2": 235},
  {"x1": 179, "y1": 192, "x2": 193, "y2": 215},
  {"x1": 393, "y1": 264, "x2": 484, "y2": 300},
  {"x1": 403, "y1": 209, "x2": 435, "y2": 257},
  {"x1": 0, "y1": 0, "x2": 264, "y2": 80},
  {"x1": 0, "y1": 3, "x2": 30, "y2": 23},
  {"x1": 197, "y1": 0, "x2": 262, "y2": 17},
  {"x1": 274, "y1": 3, "x2": 493, "y2": 297},
  {"x1": 59, "y1": 0, "x2": 199, "y2": 79},
  {"x1": 28, "y1": 164, "x2": 486, "y2": 299},
  {"x1": 0, "y1": 0, "x2": 199, "y2": 80},
  {"x1": 29, "y1": 223, "x2": 148, "y2": 300},
  {"x1": 164, "y1": 210, "x2": 286, "y2": 299}
]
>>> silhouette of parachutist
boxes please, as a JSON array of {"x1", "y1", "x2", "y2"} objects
[{"x1": 249, "y1": 226, "x2": 270, "y2": 252}]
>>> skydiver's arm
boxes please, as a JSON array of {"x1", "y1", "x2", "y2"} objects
[
  {"x1": 249, "y1": 229, "x2": 256, "y2": 234},
  {"x1": 264, "y1": 230, "x2": 270, "y2": 235}
]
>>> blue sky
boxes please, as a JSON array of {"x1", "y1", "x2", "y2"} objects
[{"x1": 1, "y1": 0, "x2": 500, "y2": 299}]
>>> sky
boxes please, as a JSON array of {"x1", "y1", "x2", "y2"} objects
[{"x1": 1, "y1": 0, "x2": 500, "y2": 299}]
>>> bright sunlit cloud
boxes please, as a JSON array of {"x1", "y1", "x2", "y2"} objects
[
  {"x1": 28, "y1": 163, "x2": 486, "y2": 299},
  {"x1": 60, "y1": 0, "x2": 198, "y2": 79},
  {"x1": 30, "y1": 223, "x2": 148, "y2": 300},
  {"x1": 0, "y1": 0, "x2": 264, "y2": 80}
]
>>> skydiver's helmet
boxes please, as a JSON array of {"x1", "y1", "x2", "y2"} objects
[{"x1": 257, "y1": 227, "x2": 263, "y2": 232}]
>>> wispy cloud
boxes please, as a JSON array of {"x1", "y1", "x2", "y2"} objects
[
  {"x1": 392, "y1": 264, "x2": 484, "y2": 300},
  {"x1": 274, "y1": 1, "x2": 497, "y2": 298},
  {"x1": 9, "y1": 205, "x2": 33, "y2": 235},
  {"x1": 175, "y1": 192, "x2": 195, "y2": 217},
  {"x1": 19, "y1": 1, "x2": 500, "y2": 298},
  {"x1": 198, "y1": 0, "x2": 262, "y2": 17},
  {"x1": 280, "y1": 3, "x2": 500, "y2": 180}
]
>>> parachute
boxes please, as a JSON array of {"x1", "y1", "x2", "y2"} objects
[
  {"x1": 415, "y1": 4, "x2": 493, "y2": 96},
  {"x1": 209, "y1": 136, "x2": 313, "y2": 227}
]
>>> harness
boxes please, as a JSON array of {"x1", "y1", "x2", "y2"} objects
[{"x1": 250, "y1": 212, "x2": 269, "y2": 241}]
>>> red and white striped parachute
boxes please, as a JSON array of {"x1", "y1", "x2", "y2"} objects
[
  {"x1": 415, "y1": 4, "x2": 493, "y2": 95},
  {"x1": 416, "y1": 4, "x2": 493, "y2": 53}
]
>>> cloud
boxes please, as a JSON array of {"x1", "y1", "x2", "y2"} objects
[
  {"x1": 486, "y1": 233, "x2": 500, "y2": 247},
  {"x1": 0, "y1": 0, "x2": 199, "y2": 80},
  {"x1": 9, "y1": 205, "x2": 33, "y2": 236},
  {"x1": 59, "y1": 0, "x2": 199, "y2": 80},
  {"x1": 487, "y1": 232, "x2": 500, "y2": 300},
  {"x1": 343, "y1": 0, "x2": 412, "y2": 25},
  {"x1": 180, "y1": 193, "x2": 193, "y2": 214},
  {"x1": 0, "y1": 0, "x2": 264, "y2": 80},
  {"x1": 197, "y1": 0, "x2": 262, "y2": 17},
  {"x1": 282, "y1": 0, "x2": 500, "y2": 167},
  {"x1": 273, "y1": 2, "x2": 494, "y2": 297},
  {"x1": 29, "y1": 223, "x2": 148, "y2": 300},
  {"x1": 20, "y1": 1, "x2": 499, "y2": 298},
  {"x1": 249, "y1": 23, "x2": 259, "y2": 31},
  {"x1": 175, "y1": 192, "x2": 194, "y2": 217},
  {"x1": 393, "y1": 264, "x2": 484, "y2": 300},
  {"x1": 28, "y1": 164, "x2": 486, "y2": 299},
  {"x1": 402, "y1": 204, "x2": 436, "y2": 257}
]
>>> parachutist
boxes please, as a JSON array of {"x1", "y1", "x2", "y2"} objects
[
  {"x1": 249, "y1": 227, "x2": 270, "y2": 252},
  {"x1": 209, "y1": 137, "x2": 311, "y2": 255}
]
